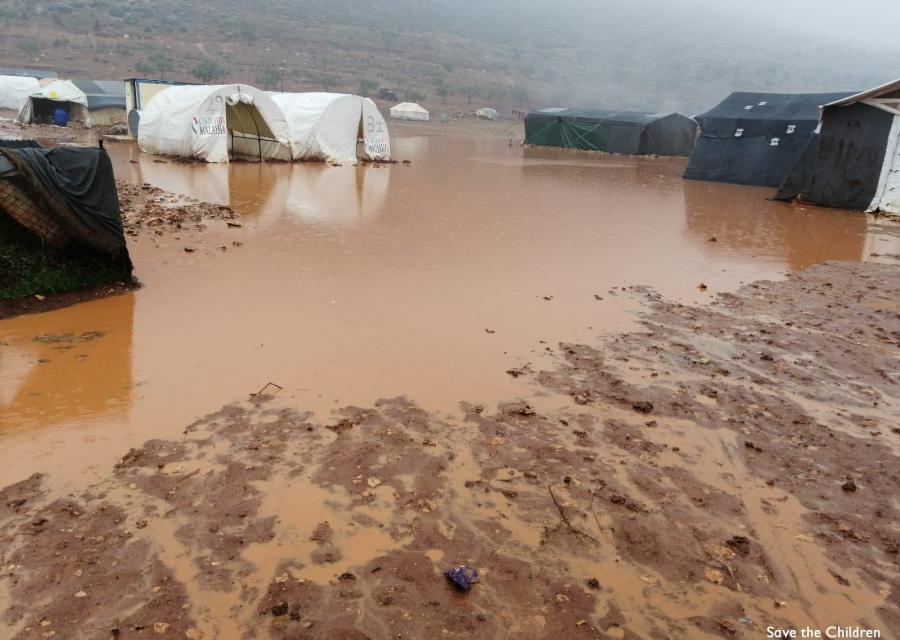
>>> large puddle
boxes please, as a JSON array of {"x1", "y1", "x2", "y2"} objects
[
  {"x1": 0, "y1": 137, "x2": 890, "y2": 487},
  {"x1": 2, "y1": 135, "x2": 898, "y2": 637}
]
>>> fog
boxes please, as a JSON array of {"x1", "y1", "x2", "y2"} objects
[
  {"x1": 8, "y1": 0, "x2": 897, "y2": 114},
  {"x1": 278, "y1": 0, "x2": 897, "y2": 112}
]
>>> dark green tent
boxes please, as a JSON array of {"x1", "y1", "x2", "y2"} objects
[{"x1": 524, "y1": 109, "x2": 697, "y2": 156}]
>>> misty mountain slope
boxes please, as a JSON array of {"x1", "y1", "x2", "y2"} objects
[{"x1": 1, "y1": 0, "x2": 896, "y2": 113}]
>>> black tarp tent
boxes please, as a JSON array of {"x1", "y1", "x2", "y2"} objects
[
  {"x1": 683, "y1": 91, "x2": 854, "y2": 187},
  {"x1": 0, "y1": 143, "x2": 131, "y2": 267},
  {"x1": 525, "y1": 109, "x2": 698, "y2": 156},
  {"x1": 775, "y1": 79, "x2": 900, "y2": 214}
]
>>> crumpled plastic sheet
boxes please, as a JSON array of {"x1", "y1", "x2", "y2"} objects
[{"x1": 444, "y1": 566, "x2": 479, "y2": 591}]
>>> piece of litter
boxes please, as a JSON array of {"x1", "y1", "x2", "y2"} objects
[{"x1": 444, "y1": 566, "x2": 479, "y2": 591}]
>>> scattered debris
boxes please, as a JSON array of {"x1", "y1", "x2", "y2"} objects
[{"x1": 444, "y1": 566, "x2": 479, "y2": 591}]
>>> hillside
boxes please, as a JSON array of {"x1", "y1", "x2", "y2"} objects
[{"x1": 0, "y1": 0, "x2": 897, "y2": 115}]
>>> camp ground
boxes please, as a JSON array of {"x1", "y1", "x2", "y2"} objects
[
  {"x1": 775, "y1": 78, "x2": 900, "y2": 215},
  {"x1": 1, "y1": 5, "x2": 900, "y2": 638},
  {"x1": 683, "y1": 90, "x2": 854, "y2": 187},
  {"x1": 524, "y1": 109, "x2": 698, "y2": 156}
]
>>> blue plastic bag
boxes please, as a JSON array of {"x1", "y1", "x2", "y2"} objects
[{"x1": 444, "y1": 566, "x2": 479, "y2": 591}]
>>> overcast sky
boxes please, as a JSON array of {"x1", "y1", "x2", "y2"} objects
[{"x1": 602, "y1": 0, "x2": 900, "y2": 52}]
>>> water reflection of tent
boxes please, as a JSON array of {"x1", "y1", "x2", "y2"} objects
[
  {"x1": 126, "y1": 153, "x2": 233, "y2": 206},
  {"x1": 775, "y1": 79, "x2": 900, "y2": 215},
  {"x1": 0, "y1": 293, "x2": 134, "y2": 431},
  {"x1": 862, "y1": 216, "x2": 900, "y2": 263},
  {"x1": 684, "y1": 90, "x2": 853, "y2": 187},
  {"x1": 681, "y1": 179, "x2": 866, "y2": 271},
  {"x1": 259, "y1": 165, "x2": 389, "y2": 227}
]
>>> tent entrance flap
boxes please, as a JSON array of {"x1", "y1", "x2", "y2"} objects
[{"x1": 225, "y1": 100, "x2": 279, "y2": 161}]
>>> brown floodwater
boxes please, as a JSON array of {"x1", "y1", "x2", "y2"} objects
[
  {"x1": 3, "y1": 135, "x2": 898, "y2": 637},
  {"x1": 0, "y1": 138, "x2": 893, "y2": 490}
]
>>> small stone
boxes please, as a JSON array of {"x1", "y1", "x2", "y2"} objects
[
  {"x1": 586, "y1": 578, "x2": 600, "y2": 590},
  {"x1": 367, "y1": 477, "x2": 382, "y2": 488},
  {"x1": 154, "y1": 622, "x2": 170, "y2": 634},
  {"x1": 74, "y1": 591, "x2": 87, "y2": 598},
  {"x1": 271, "y1": 601, "x2": 289, "y2": 616},
  {"x1": 704, "y1": 567, "x2": 725, "y2": 584},
  {"x1": 841, "y1": 479, "x2": 857, "y2": 492},
  {"x1": 631, "y1": 400, "x2": 653, "y2": 414}
]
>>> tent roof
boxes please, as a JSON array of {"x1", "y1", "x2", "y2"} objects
[
  {"x1": 27, "y1": 79, "x2": 89, "y2": 107},
  {"x1": 391, "y1": 102, "x2": 428, "y2": 113},
  {"x1": 824, "y1": 78, "x2": 900, "y2": 107},
  {"x1": 696, "y1": 91, "x2": 854, "y2": 123},
  {"x1": 270, "y1": 92, "x2": 352, "y2": 110},
  {"x1": 528, "y1": 109, "x2": 683, "y2": 126},
  {"x1": 72, "y1": 80, "x2": 125, "y2": 110},
  {"x1": 0, "y1": 75, "x2": 41, "y2": 111}
]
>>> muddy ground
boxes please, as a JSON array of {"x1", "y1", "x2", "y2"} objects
[{"x1": 1, "y1": 260, "x2": 896, "y2": 639}]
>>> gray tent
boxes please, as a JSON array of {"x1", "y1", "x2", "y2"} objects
[
  {"x1": 72, "y1": 80, "x2": 126, "y2": 125},
  {"x1": 73, "y1": 80, "x2": 126, "y2": 111}
]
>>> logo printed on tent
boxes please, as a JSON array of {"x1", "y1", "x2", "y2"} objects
[
  {"x1": 786, "y1": 124, "x2": 796, "y2": 134},
  {"x1": 191, "y1": 115, "x2": 227, "y2": 136},
  {"x1": 734, "y1": 128, "x2": 744, "y2": 137},
  {"x1": 770, "y1": 137, "x2": 780, "y2": 146}
]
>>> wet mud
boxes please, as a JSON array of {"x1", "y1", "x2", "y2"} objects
[{"x1": 1, "y1": 261, "x2": 896, "y2": 639}]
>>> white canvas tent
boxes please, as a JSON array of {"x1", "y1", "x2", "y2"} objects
[
  {"x1": 475, "y1": 107, "x2": 500, "y2": 120},
  {"x1": 17, "y1": 79, "x2": 90, "y2": 124},
  {"x1": 137, "y1": 84, "x2": 291, "y2": 163},
  {"x1": 0, "y1": 75, "x2": 41, "y2": 117},
  {"x1": 390, "y1": 102, "x2": 430, "y2": 122},
  {"x1": 269, "y1": 92, "x2": 390, "y2": 163}
]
